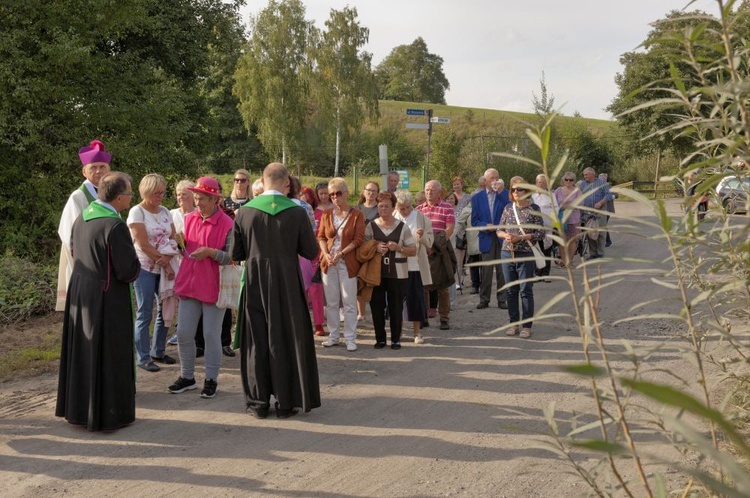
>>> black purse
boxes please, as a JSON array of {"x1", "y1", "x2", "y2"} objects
[
  {"x1": 311, "y1": 263, "x2": 322, "y2": 283},
  {"x1": 455, "y1": 234, "x2": 467, "y2": 250}
]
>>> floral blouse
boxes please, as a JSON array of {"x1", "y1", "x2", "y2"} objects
[{"x1": 499, "y1": 202, "x2": 545, "y2": 253}]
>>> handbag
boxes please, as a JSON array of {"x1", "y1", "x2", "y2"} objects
[
  {"x1": 455, "y1": 233, "x2": 467, "y2": 250},
  {"x1": 216, "y1": 263, "x2": 242, "y2": 310},
  {"x1": 585, "y1": 216, "x2": 600, "y2": 240},
  {"x1": 512, "y1": 203, "x2": 546, "y2": 270},
  {"x1": 311, "y1": 262, "x2": 322, "y2": 283}
]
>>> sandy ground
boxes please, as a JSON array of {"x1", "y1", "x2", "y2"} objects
[{"x1": 0, "y1": 199, "x2": 734, "y2": 497}]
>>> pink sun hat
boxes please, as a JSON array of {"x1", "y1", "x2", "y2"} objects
[
  {"x1": 188, "y1": 176, "x2": 223, "y2": 198},
  {"x1": 78, "y1": 139, "x2": 111, "y2": 166}
]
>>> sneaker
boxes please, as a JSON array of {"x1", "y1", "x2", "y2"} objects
[
  {"x1": 321, "y1": 338, "x2": 340, "y2": 347},
  {"x1": 439, "y1": 321, "x2": 450, "y2": 330},
  {"x1": 167, "y1": 334, "x2": 178, "y2": 346},
  {"x1": 391, "y1": 342, "x2": 401, "y2": 350},
  {"x1": 168, "y1": 376, "x2": 197, "y2": 394},
  {"x1": 138, "y1": 361, "x2": 160, "y2": 372},
  {"x1": 346, "y1": 341, "x2": 358, "y2": 352},
  {"x1": 151, "y1": 354, "x2": 176, "y2": 364},
  {"x1": 414, "y1": 335, "x2": 425, "y2": 344},
  {"x1": 201, "y1": 379, "x2": 218, "y2": 398}
]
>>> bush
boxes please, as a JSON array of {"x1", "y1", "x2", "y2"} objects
[{"x1": 0, "y1": 254, "x2": 56, "y2": 323}]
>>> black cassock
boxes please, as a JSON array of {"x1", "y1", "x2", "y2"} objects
[
  {"x1": 231, "y1": 195, "x2": 321, "y2": 413},
  {"x1": 56, "y1": 203, "x2": 140, "y2": 431}
]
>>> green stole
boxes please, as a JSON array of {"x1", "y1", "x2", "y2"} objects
[{"x1": 78, "y1": 183, "x2": 97, "y2": 204}]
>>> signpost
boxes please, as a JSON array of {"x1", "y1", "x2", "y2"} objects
[{"x1": 404, "y1": 108, "x2": 450, "y2": 181}]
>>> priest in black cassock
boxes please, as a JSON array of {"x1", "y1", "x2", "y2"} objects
[
  {"x1": 231, "y1": 162, "x2": 321, "y2": 419},
  {"x1": 56, "y1": 172, "x2": 141, "y2": 431}
]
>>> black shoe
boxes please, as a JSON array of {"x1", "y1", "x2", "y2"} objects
[
  {"x1": 195, "y1": 347, "x2": 204, "y2": 358},
  {"x1": 222, "y1": 345, "x2": 236, "y2": 357},
  {"x1": 275, "y1": 402, "x2": 298, "y2": 419},
  {"x1": 440, "y1": 321, "x2": 450, "y2": 330},
  {"x1": 498, "y1": 301, "x2": 508, "y2": 309},
  {"x1": 200, "y1": 379, "x2": 217, "y2": 399},
  {"x1": 247, "y1": 404, "x2": 269, "y2": 419},
  {"x1": 476, "y1": 302, "x2": 489, "y2": 309},
  {"x1": 469, "y1": 288, "x2": 479, "y2": 294},
  {"x1": 151, "y1": 354, "x2": 176, "y2": 365},
  {"x1": 138, "y1": 361, "x2": 160, "y2": 372},
  {"x1": 421, "y1": 320, "x2": 429, "y2": 328},
  {"x1": 168, "y1": 376, "x2": 197, "y2": 393},
  {"x1": 391, "y1": 342, "x2": 401, "y2": 350},
  {"x1": 374, "y1": 342, "x2": 386, "y2": 349}
]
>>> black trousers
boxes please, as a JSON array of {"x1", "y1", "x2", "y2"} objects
[{"x1": 371, "y1": 278, "x2": 406, "y2": 344}]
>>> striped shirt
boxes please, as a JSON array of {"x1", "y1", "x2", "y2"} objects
[
  {"x1": 416, "y1": 200, "x2": 455, "y2": 233},
  {"x1": 577, "y1": 178, "x2": 614, "y2": 208}
]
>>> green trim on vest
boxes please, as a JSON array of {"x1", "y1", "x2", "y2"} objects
[
  {"x1": 78, "y1": 183, "x2": 97, "y2": 204},
  {"x1": 245, "y1": 194, "x2": 297, "y2": 216},
  {"x1": 82, "y1": 201, "x2": 120, "y2": 221}
]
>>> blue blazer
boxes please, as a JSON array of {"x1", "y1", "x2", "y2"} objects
[{"x1": 470, "y1": 189, "x2": 510, "y2": 253}]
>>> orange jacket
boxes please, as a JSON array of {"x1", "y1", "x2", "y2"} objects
[{"x1": 317, "y1": 208, "x2": 365, "y2": 278}]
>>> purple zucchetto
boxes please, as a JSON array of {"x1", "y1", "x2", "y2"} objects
[{"x1": 78, "y1": 140, "x2": 112, "y2": 166}]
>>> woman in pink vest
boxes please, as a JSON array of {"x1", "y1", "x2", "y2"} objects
[{"x1": 169, "y1": 177, "x2": 234, "y2": 399}]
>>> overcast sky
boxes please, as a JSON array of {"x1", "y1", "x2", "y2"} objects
[{"x1": 241, "y1": 1, "x2": 719, "y2": 120}]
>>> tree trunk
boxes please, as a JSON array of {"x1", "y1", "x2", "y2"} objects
[
  {"x1": 282, "y1": 136, "x2": 287, "y2": 166},
  {"x1": 334, "y1": 105, "x2": 341, "y2": 177},
  {"x1": 653, "y1": 148, "x2": 662, "y2": 199}
]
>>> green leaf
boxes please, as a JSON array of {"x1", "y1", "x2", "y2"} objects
[
  {"x1": 562, "y1": 363, "x2": 606, "y2": 378},
  {"x1": 570, "y1": 439, "x2": 627, "y2": 454}
]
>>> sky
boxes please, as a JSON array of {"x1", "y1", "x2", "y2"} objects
[{"x1": 240, "y1": 0, "x2": 720, "y2": 121}]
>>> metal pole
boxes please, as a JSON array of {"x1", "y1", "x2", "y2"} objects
[{"x1": 426, "y1": 109, "x2": 433, "y2": 181}]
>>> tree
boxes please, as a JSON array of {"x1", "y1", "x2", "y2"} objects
[
  {"x1": 234, "y1": 0, "x2": 314, "y2": 165},
  {"x1": 532, "y1": 71, "x2": 556, "y2": 119},
  {"x1": 0, "y1": 0, "x2": 247, "y2": 260},
  {"x1": 375, "y1": 37, "x2": 450, "y2": 104},
  {"x1": 312, "y1": 6, "x2": 379, "y2": 176}
]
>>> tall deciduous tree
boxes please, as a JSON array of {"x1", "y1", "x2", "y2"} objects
[
  {"x1": 312, "y1": 6, "x2": 379, "y2": 176},
  {"x1": 375, "y1": 37, "x2": 450, "y2": 104},
  {"x1": 0, "y1": 0, "x2": 246, "y2": 259},
  {"x1": 234, "y1": 0, "x2": 314, "y2": 165}
]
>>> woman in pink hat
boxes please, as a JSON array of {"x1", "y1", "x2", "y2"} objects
[{"x1": 168, "y1": 177, "x2": 234, "y2": 399}]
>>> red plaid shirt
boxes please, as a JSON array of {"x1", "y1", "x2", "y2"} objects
[{"x1": 416, "y1": 200, "x2": 455, "y2": 233}]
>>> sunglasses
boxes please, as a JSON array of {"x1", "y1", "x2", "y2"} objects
[
  {"x1": 511, "y1": 187, "x2": 527, "y2": 193},
  {"x1": 564, "y1": 178, "x2": 575, "y2": 182},
  {"x1": 234, "y1": 178, "x2": 248, "y2": 183},
  {"x1": 329, "y1": 191, "x2": 345, "y2": 198}
]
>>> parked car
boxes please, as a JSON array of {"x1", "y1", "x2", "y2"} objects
[{"x1": 717, "y1": 176, "x2": 750, "y2": 214}]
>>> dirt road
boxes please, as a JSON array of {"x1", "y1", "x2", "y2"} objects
[{"x1": 0, "y1": 199, "x2": 712, "y2": 497}]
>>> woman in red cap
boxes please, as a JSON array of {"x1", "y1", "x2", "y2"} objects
[{"x1": 169, "y1": 176, "x2": 234, "y2": 399}]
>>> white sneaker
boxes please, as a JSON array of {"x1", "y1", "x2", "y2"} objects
[
  {"x1": 321, "y1": 338, "x2": 340, "y2": 347},
  {"x1": 414, "y1": 335, "x2": 425, "y2": 344},
  {"x1": 346, "y1": 341, "x2": 358, "y2": 352}
]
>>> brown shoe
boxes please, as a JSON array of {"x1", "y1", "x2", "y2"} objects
[
  {"x1": 505, "y1": 326, "x2": 519, "y2": 336},
  {"x1": 519, "y1": 328, "x2": 532, "y2": 338}
]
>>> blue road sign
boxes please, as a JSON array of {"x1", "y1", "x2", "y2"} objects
[{"x1": 406, "y1": 109, "x2": 426, "y2": 116}]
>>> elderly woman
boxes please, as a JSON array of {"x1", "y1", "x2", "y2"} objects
[
  {"x1": 496, "y1": 177, "x2": 545, "y2": 339},
  {"x1": 166, "y1": 179, "x2": 195, "y2": 346},
  {"x1": 447, "y1": 176, "x2": 472, "y2": 291},
  {"x1": 367, "y1": 192, "x2": 417, "y2": 349},
  {"x1": 127, "y1": 174, "x2": 178, "y2": 372},
  {"x1": 531, "y1": 174, "x2": 559, "y2": 280},
  {"x1": 168, "y1": 177, "x2": 234, "y2": 398},
  {"x1": 224, "y1": 168, "x2": 252, "y2": 211},
  {"x1": 318, "y1": 178, "x2": 365, "y2": 351},
  {"x1": 554, "y1": 172, "x2": 583, "y2": 267},
  {"x1": 394, "y1": 190, "x2": 433, "y2": 344}
]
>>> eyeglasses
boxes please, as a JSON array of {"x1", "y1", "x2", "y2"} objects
[
  {"x1": 153, "y1": 190, "x2": 166, "y2": 196},
  {"x1": 329, "y1": 191, "x2": 345, "y2": 198},
  {"x1": 564, "y1": 178, "x2": 575, "y2": 182},
  {"x1": 234, "y1": 178, "x2": 248, "y2": 183},
  {"x1": 511, "y1": 187, "x2": 527, "y2": 193}
]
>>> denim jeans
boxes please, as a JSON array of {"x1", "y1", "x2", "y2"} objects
[
  {"x1": 500, "y1": 251, "x2": 536, "y2": 328},
  {"x1": 133, "y1": 269, "x2": 169, "y2": 365}
]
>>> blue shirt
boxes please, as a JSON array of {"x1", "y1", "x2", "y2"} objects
[{"x1": 577, "y1": 178, "x2": 613, "y2": 208}]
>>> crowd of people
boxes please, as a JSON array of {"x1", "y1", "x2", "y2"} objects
[{"x1": 54, "y1": 139, "x2": 616, "y2": 431}]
